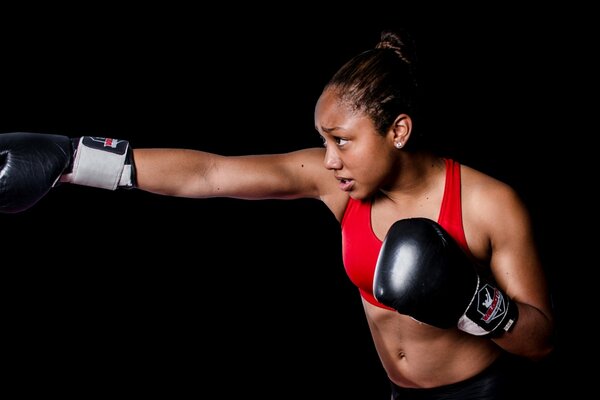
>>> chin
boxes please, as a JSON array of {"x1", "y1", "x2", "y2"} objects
[{"x1": 348, "y1": 189, "x2": 372, "y2": 201}]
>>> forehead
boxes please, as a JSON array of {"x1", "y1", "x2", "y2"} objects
[{"x1": 315, "y1": 89, "x2": 361, "y2": 128}]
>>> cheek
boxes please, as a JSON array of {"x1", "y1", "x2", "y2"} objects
[
  {"x1": 370, "y1": 158, "x2": 392, "y2": 184},
  {"x1": 355, "y1": 147, "x2": 392, "y2": 181}
]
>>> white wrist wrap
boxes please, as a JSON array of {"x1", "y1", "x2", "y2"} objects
[{"x1": 62, "y1": 137, "x2": 133, "y2": 190}]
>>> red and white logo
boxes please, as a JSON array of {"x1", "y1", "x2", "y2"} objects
[{"x1": 477, "y1": 284, "x2": 505, "y2": 323}]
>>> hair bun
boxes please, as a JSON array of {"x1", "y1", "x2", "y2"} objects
[{"x1": 375, "y1": 30, "x2": 415, "y2": 65}]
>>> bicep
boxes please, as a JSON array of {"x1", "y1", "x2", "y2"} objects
[
  {"x1": 487, "y1": 189, "x2": 553, "y2": 320},
  {"x1": 213, "y1": 149, "x2": 328, "y2": 200}
]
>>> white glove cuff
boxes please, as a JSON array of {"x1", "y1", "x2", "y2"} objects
[{"x1": 62, "y1": 137, "x2": 132, "y2": 190}]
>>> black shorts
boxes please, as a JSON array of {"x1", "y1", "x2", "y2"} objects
[{"x1": 389, "y1": 354, "x2": 522, "y2": 400}]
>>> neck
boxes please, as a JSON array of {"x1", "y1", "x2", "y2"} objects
[{"x1": 379, "y1": 152, "x2": 445, "y2": 201}]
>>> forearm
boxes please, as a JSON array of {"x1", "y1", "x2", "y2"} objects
[
  {"x1": 493, "y1": 302, "x2": 554, "y2": 360},
  {"x1": 133, "y1": 148, "x2": 220, "y2": 197}
]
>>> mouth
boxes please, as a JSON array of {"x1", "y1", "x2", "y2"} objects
[{"x1": 337, "y1": 177, "x2": 354, "y2": 192}]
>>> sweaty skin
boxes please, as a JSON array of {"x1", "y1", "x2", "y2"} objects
[{"x1": 133, "y1": 87, "x2": 554, "y2": 388}]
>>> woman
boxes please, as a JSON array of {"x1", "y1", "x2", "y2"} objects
[
  {"x1": 0, "y1": 30, "x2": 554, "y2": 398},
  {"x1": 135, "y1": 30, "x2": 555, "y2": 398}
]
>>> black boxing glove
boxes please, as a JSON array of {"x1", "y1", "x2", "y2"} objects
[
  {"x1": 0, "y1": 132, "x2": 136, "y2": 214},
  {"x1": 374, "y1": 217, "x2": 518, "y2": 337}
]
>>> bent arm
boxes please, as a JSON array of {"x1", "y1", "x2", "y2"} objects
[
  {"x1": 483, "y1": 187, "x2": 555, "y2": 360},
  {"x1": 132, "y1": 147, "x2": 330, "y2": 201}
]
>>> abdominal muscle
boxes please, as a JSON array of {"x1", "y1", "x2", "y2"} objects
[{"x1": 362, "y1": 298, "x2": 502, "y2": 389}]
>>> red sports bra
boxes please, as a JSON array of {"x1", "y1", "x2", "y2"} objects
[{"x1": 340, "y1": 158, "x2": 471, "y2": 309}]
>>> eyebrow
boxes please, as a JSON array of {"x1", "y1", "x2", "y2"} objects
[{"x1": 317, "y1": 126, "x2": 340, "y2": 134}]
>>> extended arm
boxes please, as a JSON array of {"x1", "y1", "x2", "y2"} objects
[
  {"x1": 0, "y1": 132, "x2": 334, "y2": 213},
  {"x1": 132, "y1": 148, "x2": 327, "y2": 200}
]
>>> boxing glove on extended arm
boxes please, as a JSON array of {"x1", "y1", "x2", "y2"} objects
[
  {"x1": 374, "y1": 217, "x2": 518, "y2": 337},
  {"x1": 0, "y1": 132, "x2": 135, "y2": 214}
]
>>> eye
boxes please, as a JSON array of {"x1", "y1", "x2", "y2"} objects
[
  {"x1": 319, "y1": 135, "x2": 348, "y2": 147},
  {"x1": 334, "y1": 137, "x2": 349, "y2": 146}
]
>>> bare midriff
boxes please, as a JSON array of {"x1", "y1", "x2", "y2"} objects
[{"x1": 362, "y1": 299, "x2": 502, "y2": 389}]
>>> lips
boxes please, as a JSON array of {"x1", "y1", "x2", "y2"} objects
[{"x1": 337, "y1": 177, "x2": 354, "y2": 191}]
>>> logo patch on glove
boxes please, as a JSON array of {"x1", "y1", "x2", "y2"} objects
[
  {"x1": 82, "y1": 137, "x2": 128, "y2": 155},
  {"x1": 476, "y1": 284, "x2": 506, "y2": 324}
]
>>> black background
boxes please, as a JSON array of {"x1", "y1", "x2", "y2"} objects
[{"x1": 1, "y1": 6, "x2": 592, "y2": 398}]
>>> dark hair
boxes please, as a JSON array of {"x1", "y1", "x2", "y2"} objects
[{"x1": 324, "y1": 30, "x2": 422, "y2": 149}]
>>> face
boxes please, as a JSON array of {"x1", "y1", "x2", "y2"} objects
[{"x1": 314, "y1": 89, "x2": 397, "y2": 199}]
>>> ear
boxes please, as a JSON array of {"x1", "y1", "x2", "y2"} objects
[{"x1": 390, "y1": 114, "x2": 412, "y2": 149}]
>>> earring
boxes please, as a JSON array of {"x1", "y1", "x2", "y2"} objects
[{"x1": 395, "y1": 141, "x2": 403, "y2": 149}]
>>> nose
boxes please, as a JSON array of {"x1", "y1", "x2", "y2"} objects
[{"x1": 324, "y1": 145, "x2": 342, "y2": 170}]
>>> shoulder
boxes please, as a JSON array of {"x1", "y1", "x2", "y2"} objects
[
  {"x1": 460, "y1": 164, "x2": 531, "y2": 258},
  {"x1": 460, "y1": 164, "x2": 525, "y2": 216},
  {"x1": 285, "y1": 147, "x2": 350, "y2": 220}
]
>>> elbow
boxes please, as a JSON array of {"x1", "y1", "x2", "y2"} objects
[
  {"x1": 522, "y1": 324, "x2": 556, "y2": 361},
  {"x1": 513, "y1": 304, "x2": 556, "y2": 361},
  {"x1": 501, "y1": 316, "x2": 556, "y2": 361},
  {"x1": 526, "y1": 341, "x2": 555, "y2": 362}
]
